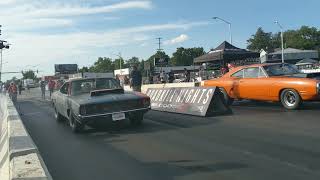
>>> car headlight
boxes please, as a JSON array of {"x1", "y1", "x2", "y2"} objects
[
  {"x1": 79, "y1": 105, "x2": 86, "y2": 115},
  {"x1": 142, "y1": 98, "x2": 150, "y2": 107}
]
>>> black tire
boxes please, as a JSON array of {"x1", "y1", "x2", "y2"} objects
[
  {"x1": 68, "y1": 112, "x2": 84, "y2": 133},
  {"x1": 280, "y1": 89, "x2": 301, "y2": 110},
  {"x1": 219, "y1": 88, "x2": 234, "y2": 106},
  {"x1": 54, "y1": 106, "x2": 64, "y2": 122},
  {"x1": 130, "y1": 113, "x2": 144, "y2": 126}
]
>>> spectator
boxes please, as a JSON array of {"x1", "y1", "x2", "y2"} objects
[
  {"x1": 18, "y1": 82, "x2": 23, "y2": 95},
  {"x1": 48, "y1": 79, "x2": 56, "y2": 98},
  {"x1": 8, "y1": 82, "x2": 18, "y2": 103},
  {"x1": 40, "y1": 81, "x2": 46, "y2": 99},
  {"x1": 130, "y1": 65, "x2": 142, "y2": 92},
  {"x1": 160, "y1": 71, "x2": 165, "y2": 83},
  {"x1": 124, "y1": 76, "x2": 130, "y2": 85},
  {"x1": 184, "y1": 68, "x2": 190, "y2": 82},
  {"x1": 168, "y1": 70, "x2": 174, "y2": 83},
  {"x1": 148, "y1": 74, "x2": 154, "y2": 84}
]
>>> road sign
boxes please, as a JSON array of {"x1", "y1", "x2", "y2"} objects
[
  {"x1": 154, "y1": 57, "x2": 169, "y2": 66},
  {"x1": 146, "y1": 87, "x2": 230, "y2": 116}
]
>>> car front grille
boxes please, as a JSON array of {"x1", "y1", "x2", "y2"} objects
[{"x1": 85, "y1": 100, "x2": 143, "y2": 115}]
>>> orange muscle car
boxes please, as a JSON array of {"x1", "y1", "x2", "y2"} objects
[{"x1": 202, "y1": 63, "x2": 320, "y2": 110}]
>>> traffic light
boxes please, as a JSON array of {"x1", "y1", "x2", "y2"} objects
[{"x1": 0, "y1": 41, "x2": 9, "y2": 49}]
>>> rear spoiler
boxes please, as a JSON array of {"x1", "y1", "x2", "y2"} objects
[{"x1": 90, "y1": 88, "x2": 124, "y2": 96}]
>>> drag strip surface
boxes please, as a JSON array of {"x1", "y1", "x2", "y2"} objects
[{"x1": 17, "y1": 91, "x2": 320, "y2": 180}]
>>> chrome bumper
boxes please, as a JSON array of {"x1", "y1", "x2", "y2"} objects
[{"x1": 77, "y1": 107, "x2": 150, "y2": 119}]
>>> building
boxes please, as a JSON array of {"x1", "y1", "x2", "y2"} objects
[{"x1": 261, "y1": 48, "x2": 319, "y2": 64}]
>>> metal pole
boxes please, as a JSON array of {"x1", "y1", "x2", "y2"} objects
[
  {"x1": 281, "y1": 30, "x2": 284, "y2": 63},
  {"x1": 229, "y1": 23, "x2": 233, "y2": 45},
  {"x1": 274, "y1": 21, "x2": 285, "y2": 63},
  {"x1": 0, "y1": 49, "x2": 2, "y2": 82},
  {"x1": 119, "y1": 52, "x2": 122, "y2": 74},
  {"x1": 213, "y1": 17, "x2": 232, "y2": 44}
]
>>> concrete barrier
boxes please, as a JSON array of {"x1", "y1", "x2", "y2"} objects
[
  {"x1": 124, "y1": 82, "x2": 196, "y2": 93},
  {"x1": 0, "y1": 95, "x2": 52, "y2": 180}
]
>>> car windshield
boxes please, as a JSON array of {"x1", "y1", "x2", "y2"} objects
[
  {"x1": 71, "y1": 78, "x2": 121, "y2": 95},
  {"x1": 263, "y1": 64, "x2": 300, "y2": 76}
]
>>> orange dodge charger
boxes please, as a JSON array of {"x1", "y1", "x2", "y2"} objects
[{"x1": 202, "y1": 63, "x2": 320, "y2": 110}]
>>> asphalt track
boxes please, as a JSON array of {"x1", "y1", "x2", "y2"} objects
[{"x1": 15, "y1": 89, "x2": 320, "y2": 180}]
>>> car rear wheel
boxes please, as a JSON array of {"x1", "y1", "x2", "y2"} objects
[
  {"x1": 54, "y1": 106, "x2": 64, "y2": 122},
  {"x1": 219, "y1": 88, "x2": 234, "y2": 106},
  {"x1": 69, "y1": 113, "x2": 84, "y2": 133},
  {"x1": 280, "y1": 89, "x2": 301, "y2": 110},
  {"x1": 130, "y1": 113, "x2": 144, "y2": 126}
]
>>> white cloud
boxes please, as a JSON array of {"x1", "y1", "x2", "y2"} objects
[
  {"x1": 0, "y1": 1, "x2": 153, "y2": 30},
  {"x1": 0, "y1": 0, "x2": 16, "y2": 5},
  {"x1": 23, "y1": 1, "x2": 153, "y2": 18},
  {"x1": 0, "y1": 0, "x2": 209, "y2": 81},
  {"x1": 164, "y1": 34, "x2": 189, "y2": 45}
]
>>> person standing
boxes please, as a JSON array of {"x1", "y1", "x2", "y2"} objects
[
  {"x1": 184, "y1": 68, "x2": 190, "y2": 82},
  {"x1": 130, "y1": 65, "x2": 142, "y2": 92},
  {"x1": 40, "y1": 81, "x2": 46, "y2": 99},
  {"x1": 18, "y1": 82, "x2": 23, "y2": 95},
  {"x1": 168, "y1": 70, "x2": 174, "y2": 83},
  {"x1": 48, "y1": 79, "x2": 56, "y2": 98},
  {"x1": 8, "y1": 82, "x2": 18, "y2": 103}
]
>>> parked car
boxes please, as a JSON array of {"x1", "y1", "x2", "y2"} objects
[
  {"x1": 51, "y1": 77, "x2": 150, "y2": 133},
  {"x1": 202, "y1": 63, "x2": 320, "y2": 110}
]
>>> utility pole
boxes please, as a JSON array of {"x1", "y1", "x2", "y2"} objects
[
  {"x1": 156, "y1": 37, "x2": 163, "y2": 52},
  {"x1": 0, "y1": 25, "x2": 11, "y2": 82},
  {"x1": 156, "y1": 37, "x2": 164, "y2": 74},
  {"x1": 212, "y1": 17, "x2": 233, "y2": 44},
  {"x1": 274, "y1": 21, "x2": 285, "y2": 63}
]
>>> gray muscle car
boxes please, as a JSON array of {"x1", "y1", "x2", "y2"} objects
[{"x1": 51, "y1": 78, "x2": 150, "y2": 133}]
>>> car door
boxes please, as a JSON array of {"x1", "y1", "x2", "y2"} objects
[
  {"x1": 229, "y1": 69, "x2": 244, "y2": 99},
  {"x1": 56, "y1": 82, "x2": 70, "y2": 118},
  {"x1": 238, "y1": 67, "x2": 269, "y2": 100}
]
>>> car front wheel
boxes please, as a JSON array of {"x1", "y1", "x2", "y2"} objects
[
  {"x1": 130, "y1": 113, "x2": 144, "y2": 126},
  {"x1": 69, "y1": 112, "x2": 84, "y2": 133},
  {"x1": 219, "y1": 88, "x2": 234, "y2": 106},
  {"x1": 280, "y1": 89, "x2": 301, "y2": 110},
  {"x1": 54, "y1": 106, "x2": 64, "y2": 122}
]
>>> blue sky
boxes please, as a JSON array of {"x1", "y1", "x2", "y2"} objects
[{"x1": 1, "y1": 0, "x2": 320, "y2": 80}]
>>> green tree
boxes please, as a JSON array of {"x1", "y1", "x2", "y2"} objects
[
  {"x1": 247, "y1": 26, "x2": 320, "y2": 52},
  {"x1": 247, "y1": 27, "x2": 275, "y2": 52},
  {"x1": 147, "y1": 51, "x2": 170, "y2": 66},
  {"x1": 113, "y1": 58, "x2": 125, "y2": 70},
  {"x1": 125, "y1": 57, "x2": 140, "y2": 68},
  {"x1": 89, "y1": 57, "x2": 114, "y2": 72},
  {"x1": 171, "y1": 47, "x2": 205, "y2": 66},
  {"x1": 284, "y1": 26, "x2": 320, "y2": 50},
  {"x1": 22, "y1": 70, "x2": 37, "y2": 80},
  {"x1": 79, "y1": 66, "x2": 89, "y2": 73}
]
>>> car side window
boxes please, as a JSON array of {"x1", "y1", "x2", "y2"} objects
[
  {"x1": 259, "y1": 67, "x2": 267, "y2": 78},
  {"x1": 244, "y1": 67, "x2": 259, "y2": 78},
  {"x1": 60, "y1": 83, "x2": 69, "y2": 94},
  {"x1": 231, "y1": 70, "x2": 244, "y2": 78}
]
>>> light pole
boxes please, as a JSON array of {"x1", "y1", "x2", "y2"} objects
[
  {"x1": 112, "y1": 52, "x2": 123, "y2": 75},
  {"x1": 213, "y1": 17, "x2": 232, "y2": 44},
  {"x1": 274, "y1": 21, "x2": 285, "y2": 63}
]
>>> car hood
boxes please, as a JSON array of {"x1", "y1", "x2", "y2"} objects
[{"x1": 70, "y1": 91, "x2": 145, "y2": 105}]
